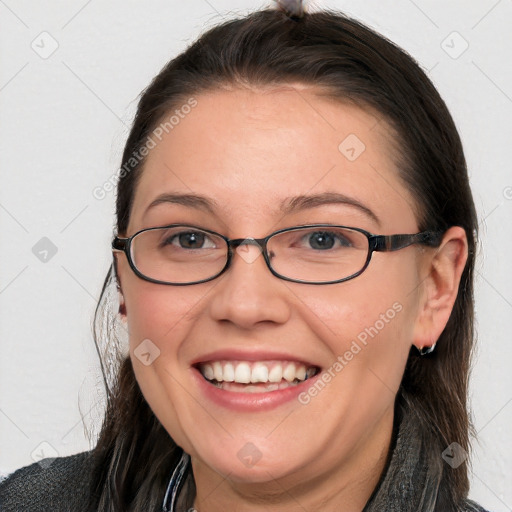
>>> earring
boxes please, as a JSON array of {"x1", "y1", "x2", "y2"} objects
[{"x1": 417, "y1": 342, "x2": 437, "y2": 356}]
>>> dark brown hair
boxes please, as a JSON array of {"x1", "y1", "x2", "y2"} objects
[{"x1": 87, "y1": 4, "x2": 478, "y2": 511}]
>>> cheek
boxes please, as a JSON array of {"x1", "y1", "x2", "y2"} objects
[
  {"x1": 123, "y1": 277, "x2": 212, "y2": 346},
  {"x1": 292, "y1": 256, "x2": 419, "y2": 374},
  {"x1": 121, "y1": 277, "x2": 217, "y2": 451}
]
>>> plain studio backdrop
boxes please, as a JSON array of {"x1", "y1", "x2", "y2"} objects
[{"x1": 0, "y1": 0, "x2": 511, "y2": 509}]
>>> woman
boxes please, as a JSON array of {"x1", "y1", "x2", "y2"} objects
[{"x1": 0, "y1": 1, "x2": 490, "y2": 511}]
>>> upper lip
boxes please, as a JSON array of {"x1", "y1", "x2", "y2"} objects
[{"x1": 190, "y1": 348, "x2": 322, "y2": 368}]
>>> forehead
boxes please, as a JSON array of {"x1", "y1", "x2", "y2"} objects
[{"x1": 128, "y1": 85, "x2": 417, "y2": 233}]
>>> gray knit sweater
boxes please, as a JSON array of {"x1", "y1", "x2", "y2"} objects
[
  {"x1": 0, "y1": 450, "x2": 94, "y2": 511},
  {"x1": 0, "y1": 450, "x2": 491, "y2": 512}
]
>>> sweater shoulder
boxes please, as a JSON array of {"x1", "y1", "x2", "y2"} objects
[{"x1": 0, "y1": 450, "x2": 95, "y2": 512}]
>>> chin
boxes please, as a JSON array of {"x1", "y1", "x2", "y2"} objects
[{"x1": 189, "y1": 433, "x2": 313, "y2": 484}]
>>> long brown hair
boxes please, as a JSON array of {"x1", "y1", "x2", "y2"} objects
[{"x1": 87, "y1": 4, "x2": 478, "y2": 511}]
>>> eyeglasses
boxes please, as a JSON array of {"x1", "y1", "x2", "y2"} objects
[{"x1": 112, "y1": 224, "x2": 444, "y2": 286}]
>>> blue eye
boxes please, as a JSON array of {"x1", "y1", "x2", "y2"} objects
[{"x1": 305, "y1": 231, "x2": 352, "y2": 250}]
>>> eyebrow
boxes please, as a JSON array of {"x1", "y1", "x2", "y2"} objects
[
  {"x1": 145, "y1": 191, "x2": 381, "y2": 226},
  {"x1": 145, "y1": 193, "x2": 219, "y2": 215},
  {"x1": 280, "y1": 191, "x2": 381, "y2": 226}
]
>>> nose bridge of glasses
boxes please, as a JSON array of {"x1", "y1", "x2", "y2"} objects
[
  {"x1": 226, "y1": 237, "x2": 269, "y2": 268},
  {"x1": 228, "y1": 237, "x2": 267, "y2": 252}
]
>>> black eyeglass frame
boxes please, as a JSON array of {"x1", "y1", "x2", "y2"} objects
[{"x1": 112, "y1": 223, "x2": 445, "y2": 286}]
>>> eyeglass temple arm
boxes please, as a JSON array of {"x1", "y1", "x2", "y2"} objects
[
  {"x1": 372, "y1": 231, "x2": 444, "y2": 252},
  {"x1": 112, "y1": 237, "x2": 127, "y2": 251}
]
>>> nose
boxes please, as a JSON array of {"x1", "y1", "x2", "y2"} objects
[{"x1": 207, "y1": 242, "x2": 291, "y2": 329}]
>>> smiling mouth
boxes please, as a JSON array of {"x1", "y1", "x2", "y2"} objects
[{"x1": 195, "y1": 360, "x2": 321, "y2": 393}]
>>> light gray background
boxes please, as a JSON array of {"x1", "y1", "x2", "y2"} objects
[{"x1": 0, "y1": 1, "x2": 511, "y2": 510}]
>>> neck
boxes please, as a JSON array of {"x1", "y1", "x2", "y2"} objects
[{"x1": 190, "y1": 408, "x2": 394, "y2": 512}]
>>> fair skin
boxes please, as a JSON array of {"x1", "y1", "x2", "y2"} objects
[{"x1": 115, "y1": 84, "x2": 468, "y2": 511}]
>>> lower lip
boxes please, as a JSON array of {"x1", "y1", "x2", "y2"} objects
[{"x1": 191, "y1": 367, "x2": 322, "y2": 412}]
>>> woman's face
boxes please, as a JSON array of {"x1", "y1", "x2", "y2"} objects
[{"x1": 116, "y1": 85, "x2": 430, "y2": 489}]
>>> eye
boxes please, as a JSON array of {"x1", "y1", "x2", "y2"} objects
[
  {"x1": 303, "y1": 230, "x2": 352, "y2": 250},
  {"x1": 164, "y1": 230, "x2": 217, "y2": 249}
]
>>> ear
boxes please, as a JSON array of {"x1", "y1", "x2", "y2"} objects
[{"x1": 412, "y1": 226, "x2": 468, "y2": 352}]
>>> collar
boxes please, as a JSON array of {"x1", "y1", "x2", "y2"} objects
[{"x1": 161, "y1": 451, "x2": 191, "y2": 512}]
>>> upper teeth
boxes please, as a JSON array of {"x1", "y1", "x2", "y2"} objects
[{"x1": 198, "y1": 360, "x2": 317, "y2": 384}]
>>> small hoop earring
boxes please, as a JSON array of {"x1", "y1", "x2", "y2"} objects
[{"x1": 418, "y1": 342, "x2": 437, "y2": 356}]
